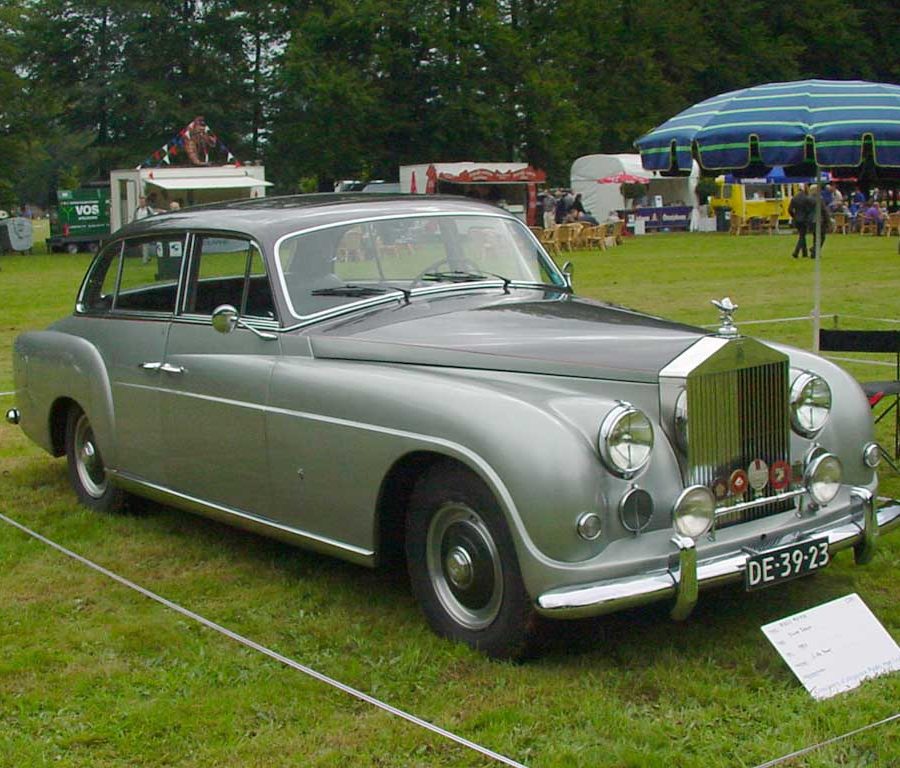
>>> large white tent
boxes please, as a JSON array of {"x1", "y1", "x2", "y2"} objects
[{"x1": 570, "y1": 153, "x2": 700, "y2": 222}]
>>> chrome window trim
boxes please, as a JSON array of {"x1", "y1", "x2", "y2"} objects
[
  {"x1": 76, "y1": 240, "x2": 124, "y2": 314},
  {"x1": 273, "y1": 211, "x2": 566, "y2": 321},
  {"x1": 77, "y1": 232, "x2": 190, "y2": 319},
  {"x1": 174, "y1": 313, "x2": 280, "y2": 330},
  {"x1": 180, "y1": 232, "x2": 278, "y2": 322}
]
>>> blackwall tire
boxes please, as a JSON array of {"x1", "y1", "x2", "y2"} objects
[
  {"x1": 406, "y1": 461, "x2": 536, "y2": 659},
  {"x1": 65, "y1": 406, "x2": 125, "y2": 513}
]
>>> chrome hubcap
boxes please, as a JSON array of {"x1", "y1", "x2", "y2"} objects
[
  {"x1": 426, "y1": 503, "x2": 502, "y2": 630},
  {"x1": 445, "y1": 546, "x2": 474, "y2": 589},
  {"x1": 74, "y1": 414, "x2": 107, "y2": 498}
]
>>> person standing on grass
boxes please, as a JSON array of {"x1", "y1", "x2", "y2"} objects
[
  {"x1": 789, "y1": 184, "x2": 813, "y2": 258},
  {"x1": 542, "y1": 191, "x2": 557, "y2": 229},
  {"x1": 809, "y1": 185, "x2": 832, "y2": 259}
]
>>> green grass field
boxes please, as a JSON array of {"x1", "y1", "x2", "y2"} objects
[{"x1": 1, "y1": 227, "x2": 898, "y2": 767}]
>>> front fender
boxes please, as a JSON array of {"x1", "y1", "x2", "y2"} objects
[{"x1": 774, "y1": 343, "x2": 877, "y2": 487}]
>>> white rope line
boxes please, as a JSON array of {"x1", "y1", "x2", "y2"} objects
[
  {"x1": 822, "y1": 355, "x2": 896, "y2": 369},
  {"x1": 701, "y1": 313, "x2": 899, "y2": 329},
  {"x1": 700, "y1": 315, "x2": 813, "y2": 328},
  {"x1": 837, "y1": 314, "x2": 900, "y2": 326},
  {"x1": 751, "y1": 713, "x2": 899, "y2": 768},
  {"x1": 0, "y1": 512, "x2": 527, "y2": 768},
  {"x1": 0, "y1": 391, "x2": 16, "y2": 398}
]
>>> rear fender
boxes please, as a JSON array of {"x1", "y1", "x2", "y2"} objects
[{"x1": 13, "y1": 331, "x2": 115, "y2": 462}]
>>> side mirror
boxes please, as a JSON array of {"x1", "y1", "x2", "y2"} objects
[
  {"x1": 211, "y1": 304, "x2": 239, "y2": 334},
  {"x1": 562, "y1": 261, "x2": 574, "y2": 289}
]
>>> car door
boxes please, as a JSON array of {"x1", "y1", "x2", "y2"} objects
[
  {"x1": 159, "y1": 233, "x2": 280, "y2": 518},
  {"x1": 75, "y1": 234, "x2": 186, "y2": 484}
]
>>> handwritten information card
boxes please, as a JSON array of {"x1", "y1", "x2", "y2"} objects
[{"x1": 762, "y1": 593, "x2": 900, "y2": 700}]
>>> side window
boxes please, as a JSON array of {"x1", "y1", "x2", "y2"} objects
[
  {"x1": 114, "y1": 236, "x2": 184, "y2": 313},
  {"x1": 81, "y1": 242, "x2": 122, "y2": 313},
  {"x1": 186, "y1": 236, "x2": 275, "y2": 320}
]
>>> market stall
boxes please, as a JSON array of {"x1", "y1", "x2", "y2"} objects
[
  {"x1": 400, "y1": 162, "x2": 545, "y2": 226},
  {"x1": 571, "y1": 154, "x2": 700, "y2": 228}
]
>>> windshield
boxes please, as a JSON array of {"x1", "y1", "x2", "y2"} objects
[{"x1": 276, "y1": 213, "x2": 564, "y2": 317}]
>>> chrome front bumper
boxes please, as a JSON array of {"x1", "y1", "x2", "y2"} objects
[{"x1": 536, "y1": 488, "x2": 900, "y2": 619}]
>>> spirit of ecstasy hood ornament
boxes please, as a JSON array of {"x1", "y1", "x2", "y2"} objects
[{"x1": 712, "y1": 297, "x2": 739, "y2": 337}]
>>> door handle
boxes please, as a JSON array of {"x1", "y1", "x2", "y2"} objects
[
  {"x1": 159, "y1": 363, "x2": 185, "y2": 374},
  {"x1": 139, "y1": 362, "x2": 162, "y2": 371}
]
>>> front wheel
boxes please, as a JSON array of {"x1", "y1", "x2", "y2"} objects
[
  {"x1": 65, "y1": 406, "x2": 125, "y2": 513},
  {"x1": 406, "y1": 461, "x2": 535, "y2": 659}
]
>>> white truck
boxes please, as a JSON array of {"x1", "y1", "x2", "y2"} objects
[{"x1": 109, "y1": 164, "x2": 271, "y2": 232}]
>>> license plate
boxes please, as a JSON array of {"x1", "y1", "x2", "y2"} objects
[{"x1": 745, "y1": 537, "x2": 830, "y2": 591}]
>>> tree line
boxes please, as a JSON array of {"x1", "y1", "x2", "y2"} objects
[{"x1": 1, "y1": 0, "x2": 897, "y2": 208}]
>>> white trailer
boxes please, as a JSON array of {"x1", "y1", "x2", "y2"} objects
[
  {"x1": 570, "y1": 154, "x2": 699, "y2": 222},
  {"x1": 109, "y1": 164, "x2": 271, "y2": 233}
]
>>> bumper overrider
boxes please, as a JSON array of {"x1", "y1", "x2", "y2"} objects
[{"x1": 536, "y1": 487, "x2": 900, "y2": 619}]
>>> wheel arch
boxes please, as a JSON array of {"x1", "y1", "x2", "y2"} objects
[
  {"x1": 375, "y1": 450, "x2": 491, "y2": 568},
  {"x1": 49, "y1": 396, "x2": 79, "y2": 456}
]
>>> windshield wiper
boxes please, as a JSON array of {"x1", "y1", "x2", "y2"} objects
[
  {"x1": 311, "y1": 284, "x2": 389, "y2": 296},
  {"x1": 420, "y1": 271, "x2": 511, "y2": 293},
  {"x1": 311, "y1": 284, "x2": 411, "y2": 303}
]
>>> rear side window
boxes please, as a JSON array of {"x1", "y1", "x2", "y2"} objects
[
  {"x1": 80, "y1": 235, "x2": 184, "y2": 314},
  {"x1": 184, "y1": 236, "x2": 276, "y2": 320}
]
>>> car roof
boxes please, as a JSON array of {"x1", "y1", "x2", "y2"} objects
[{"x1": 115, "y1": 193, "x2": 518, "y2": 246}]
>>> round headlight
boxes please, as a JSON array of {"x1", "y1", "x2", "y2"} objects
[
  {"x1": 674, "y1": 389, "x2": 688, "y2": 451},
  {"x1": 863, "y1": 442, "x2": 881, "y2": 469},
  {"x1": 598, "y1": 404, "x2": 654, "y2": 477},
  {"x1": 672, "y1": 485, "x2": 716, "y2": 539},
  {"x1": 790, "y1": 372, "x2": 832, "y2": 437},
  {"x1": 804, "y1": 453, "x2": 842, "y2": 505}
]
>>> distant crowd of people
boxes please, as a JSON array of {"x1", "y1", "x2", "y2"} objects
[
  {"x1": 788, "y1": 183, "x2": 897, "y2": 257},
  {"x1": 540, "y1": 189, "x2": 616, "y2": 228},
  {"x1": 135, "y1": 195, "x2": 183, "y2": 220}
]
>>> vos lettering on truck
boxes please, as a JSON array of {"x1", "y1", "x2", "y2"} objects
[
  {"x1": 73, "y1": 203, "x2": 100, "y2": 218},
  {"x1": 47, "y1": 187, "x2": 110, "y2": 253}
]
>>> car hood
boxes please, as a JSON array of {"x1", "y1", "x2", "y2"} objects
[{"x1": 305, "y1": 292, "x2": 706, "y2": 383}]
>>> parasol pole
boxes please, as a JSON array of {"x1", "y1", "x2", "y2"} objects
[{"x1": 812, "y1": 165, "x2": 823, "y2": 353}]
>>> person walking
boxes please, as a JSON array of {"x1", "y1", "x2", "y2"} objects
[
  {"x1": 788, "y1": 184, "x2": 813, "y2": 258},
  {"x1": 808, "y1": 185, "x2": 832, "y2": 259}
]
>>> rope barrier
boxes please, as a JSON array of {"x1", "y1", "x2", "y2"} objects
[
  {"x1": 751, "y1": 713, "x2": 898, "y2": 768},
  {"x1": 702, "y1": 313, "x2": 899, "y2": 329},
  {"x1": 822, "y1": 355, "x2": 895, "y2": 368},
  {"x1": 0, "y1": 391, "x2": 15, "y2": 397},
  {"x1": 0, "y1": 512, "x2": 528, "y2": 768}
]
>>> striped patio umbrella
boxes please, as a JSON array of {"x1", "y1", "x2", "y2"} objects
[
  {"x1": 635, "y1": 79, "x2": 900, "y2": 354},
  {"x1": 635, "y1": 79, "x2": 900, "y2": 174}
]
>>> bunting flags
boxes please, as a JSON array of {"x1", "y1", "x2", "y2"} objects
[{"x1": 137, "y1": 118, "x2": 243, "y2": 168}]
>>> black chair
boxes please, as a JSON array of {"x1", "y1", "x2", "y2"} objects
[{"x1": 819, "y1": 329, "x2": 900, "y2": 471}]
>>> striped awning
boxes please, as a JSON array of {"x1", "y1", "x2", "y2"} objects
[{"x1": 635, "y1": 80, "x2": 900, "y2": 172}]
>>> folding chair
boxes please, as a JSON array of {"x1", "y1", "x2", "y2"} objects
[{"x1": 819, "y1": 329, "x2": 900, "y2": 471}]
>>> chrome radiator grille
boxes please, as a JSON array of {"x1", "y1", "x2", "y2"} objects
[{"x1": 686, "y1": 359, "x2": 792, "y2": 527}]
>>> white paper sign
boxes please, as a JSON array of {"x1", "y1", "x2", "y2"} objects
[{"x1": 762, "y1": 593, "x2": 900, "y2": 700}]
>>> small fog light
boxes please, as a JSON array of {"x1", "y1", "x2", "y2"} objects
[
  {"x1": 805, "y1": 453, "x2": 843, "y2": 505},
  {"x1": 576, "y1": 512, "x2": 602, "y2": 541},
  {"x1": 620, "y1": 487, "x2": 654, "y2": 533},
  {"x1": 672, "y1": 485, "x2": 715, "y2": 539},
  {"x1": 863, "y1": 442, "x2": 881, "y2": 469}
]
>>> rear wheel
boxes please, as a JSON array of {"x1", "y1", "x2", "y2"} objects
[
  {"x1": 65, "y1": 406, "x2": 125, "y2": 513},
  {"x1": 65, "y1": 243, "x2": 79, "y2": 254},
  {"x1": 406, "y1": 461, "x2": 535, "y2": 659}
]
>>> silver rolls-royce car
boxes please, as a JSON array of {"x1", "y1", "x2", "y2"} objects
[{"x1": 7, "y1": 195, "x2": 899, "y2": 658}]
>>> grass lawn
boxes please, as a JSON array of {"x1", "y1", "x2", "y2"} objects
[{"x1": 1, "y1": 228, "x2": 898, "y2": 767}]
